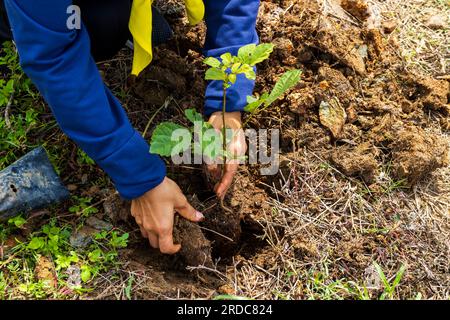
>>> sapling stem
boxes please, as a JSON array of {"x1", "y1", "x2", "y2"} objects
[
  {"x1": 220, "y1": 82, "x2": 233, "y2": 214},
  {"x1": 222, "y1": 84, "x2": 227, "y2": 171}
]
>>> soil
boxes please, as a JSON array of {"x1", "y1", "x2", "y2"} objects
[{"x1": 95, "y1": 0, "x2": 449, "y2": 298}]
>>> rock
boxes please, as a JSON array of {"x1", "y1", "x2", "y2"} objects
[
  {"x1": 297, "y1": 46, "x2": 314, "y2": 63},
  {"x1": 315, "y1": 19, "x2": 367, "y2": 75},
  {"x1": 319, "y1": 99, "x2": 347, "y2": 139},
  {"x1": 357, "y1": 44, "x2": 369, "y2": 60},
  {"x1": 85, "y1": 216, "x2": 113, "y2": 231},
  {"x1": 66, "y1": 265, "x2": 81, "y2": 288},
  {"x1": 67, "y1": 184, "x2": 78, "y2": 192},
  {"x1": 317, "y1": 66, "x2": 356, "y2": 105},
  {"x1": 425, "y1": 14, "x2": 447, "y2": 30},
  {"x1": 382, "y1": 20, "x2": 397, "y2": 34},
  {"x1": 364, "y1": 264, "x2": 382, "y2": 290},
  {"x1": 288, "y1": 88, "x2": 316, "y2": 115},
  {"x1": 103, "y1": 193, "x2": 131, "y2": 223},
  {"x1": 69, "y1": 226, "x2": 97, "y2": 248}
]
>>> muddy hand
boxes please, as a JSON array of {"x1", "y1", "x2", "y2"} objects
[
  {"x1": 207, "y1": 111, "x2": 247, "y2": 200},
  {"x1": 130, "y1": 177, "x2": 204, "y2": 254}
]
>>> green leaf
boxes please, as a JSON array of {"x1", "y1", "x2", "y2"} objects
[
  {"x1": 185, "y1": 109, "x2": 203, "y2": 124},
  {"x1": 247, "y1": 95, "x2": 259, "y2": 104},
  {"x1": 110, "y1": 232, "x2": 129, "y2": 248},
  {"x1": 373, "y1": 261, "x2": 390, "y2": 290},
  {"x1": 197, "y1": 125, "x2": 222, "y2": 160},
  {"x1": 150, "y1": 122, "x2": 190, "y2": 157},
  {"x1": 249, "y1": 43, "x2": 275, "y2": 65},
  {"x1": 237, "y1": 64, "x2": 256, "y2": 80},
  {"x1": 244, "y1": 93, "x2": 269, "y2": 113},
  {"x1": 266, "y1": 69, "x2": 301, "y2": 106},
  {"x1": 88, "y1": 249, "x2": 103, "y2": 263},
  {"x1": 220, "y1": 53, "x2": 233, "y2": 66},
  {"x1": 27, "y1": 237, "x2": 45, "y2": 250},
  {"x1": 8, "y1": 216, "x2": 26, "y2": 228},
  {"x1": 203, "y1": 57, "x2": 221, "y2": 68},
  {"x1": 237, "y1": 44, "x2": 257, "y2": 64},
  {"x1": 391, "y1": 264, "x2": 406, "y2": 289},
  {"x1": 238, "y1": 43, "x2": 274, "y2": 66},
  {"x1": 205, "y1": 67, "x2": 227, "y2": 81},
  {"x1": 55, "y1": 252, "x2": 79, "y2": 270},
  {"x1": 229, "y1": 74, "x2": 237, "y2": 84},
  {"x1": 81, "y1": 265, "x2": 92, "y2": 283},
  {"x1": 231, "y1": 63, "x2": 241, "y2": 74}
]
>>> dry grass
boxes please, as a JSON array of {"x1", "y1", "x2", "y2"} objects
[
  {"x1": 218, "y1": 0, "x2": 450, "y2": 299},
  {"x1": 373, "y1": 0, "x2": 449, "y2": 76},
  {"x1": 222, "y1": 148, "x2": 449, "y2": 299}
]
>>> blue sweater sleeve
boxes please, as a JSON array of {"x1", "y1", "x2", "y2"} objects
[
  {"x1": 203, "y1": 0, "x2": 260, "y2": 116},
  {"x1": 4, "y1": 0, "x2": 166, "y2": 200}
]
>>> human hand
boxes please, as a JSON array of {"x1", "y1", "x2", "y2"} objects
[
  {"x1": 130, "y1": 177, "x2": 204, "y2": 254},
  {"x1": 206, "y1": 111, "x2": 247, "y2": 199}
]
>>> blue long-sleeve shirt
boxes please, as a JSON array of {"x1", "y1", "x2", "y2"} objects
[{"x1": 4, "y1": 0, "x2": 259, "y2": 199}]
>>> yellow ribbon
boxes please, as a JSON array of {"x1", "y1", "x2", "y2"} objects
[{"x1": 129, "y1": 0, "x2": 205, "y2": 76}]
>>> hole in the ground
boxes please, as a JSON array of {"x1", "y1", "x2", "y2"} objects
[{"x1": 237, "y1": 219, "x2": 268, "y2": 260}]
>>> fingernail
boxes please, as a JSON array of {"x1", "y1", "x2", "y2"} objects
[{"x1": 196, "y1": 211, "x2": 205, "y2": 221}]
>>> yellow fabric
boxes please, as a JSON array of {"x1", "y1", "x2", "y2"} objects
[
  {"x1": 185, "y1": 0, "x2": 205, "y2": 26},
  {"x1": 129, "y1": 0, "x2": 205, "y2": 76}
]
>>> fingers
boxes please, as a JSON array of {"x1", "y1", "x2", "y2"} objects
[
  {"x1": 139, "y1": 226, "x2": 148, "y2": 239},
  {"x1": 206, "y1": 163, "x2": 221, "y2": 181},
  {"x1": 159, "y1": 230, "x2": 181, "y2": 254},
  {"x1": 175, "y1": 196, "x2": 204, "y2": 222},
  {"x1": 131, "y1": 177, "x2": 205, "y2": 255},
  {"x1": 147, "y1": 231, "x2": 159, "y2": 249},
  {"x1": 215, "y1": 163, "x2": 238, "y2": 199}
]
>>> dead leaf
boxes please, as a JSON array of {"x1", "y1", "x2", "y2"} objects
[
  {"x1": 319, "y1": 99, "x2": 347, "y2": 138},
  {"x1": 319, "y1": 80, "x2": 330, "y2": 90},
  {"x1": 35, "y1": 255, "x2": 57, "y2": 288}
]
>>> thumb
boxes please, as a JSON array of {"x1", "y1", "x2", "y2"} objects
[{"x1": 175, "y1": 196, "x2": 204, "y2": 222}]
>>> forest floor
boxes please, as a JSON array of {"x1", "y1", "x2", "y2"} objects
[{"x1": 0, "y1": 0, "x2": 448, "y2": 300}]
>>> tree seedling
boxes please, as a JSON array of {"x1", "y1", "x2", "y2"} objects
[{"x1": 150, "y1": 43, "x2": 301, "y2": 207}]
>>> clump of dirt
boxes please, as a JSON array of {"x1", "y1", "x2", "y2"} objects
[
  {"x1": 390, "y1": 126, "x2": 449, "y2": 185},
  {"x1": 330, "y1": 145, "x2": 378, "y2": 184},
  {"x1": 400, "y1": 75, "x2": 450, "y2": 115},
  {"x1": 173, "y1": 215, "x2": 213, "y2": 268},
  {"x1": 341, "y1": 0, "x2": 371, "y2": 22},
  {"x1": 317, "y1": 66, "x2": 356, "y2": 106}
]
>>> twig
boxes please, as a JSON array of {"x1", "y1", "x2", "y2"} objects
[
  {"x1": 198, "y1": 226, "x2": 234, "y2": 242},
  {"x1": 142, "y1": 96, "x2": 172, "y2": 138},
  {"x1": 4, "y1": 74, "x2": 22, "y2": 128}
]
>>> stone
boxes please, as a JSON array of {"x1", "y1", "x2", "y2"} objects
[
  {"x1": 382, "y1": 20, "x2": 397, "y2": 34},
  {"x1": 69, "y1": 225, "x2": 97, "y2": 248},
  {"x1": 85, "y1": 216, "x2": 113, "y2": 231},
  {"x1": 426, "y1": 15, "x2": 447, "y2": 30}
]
